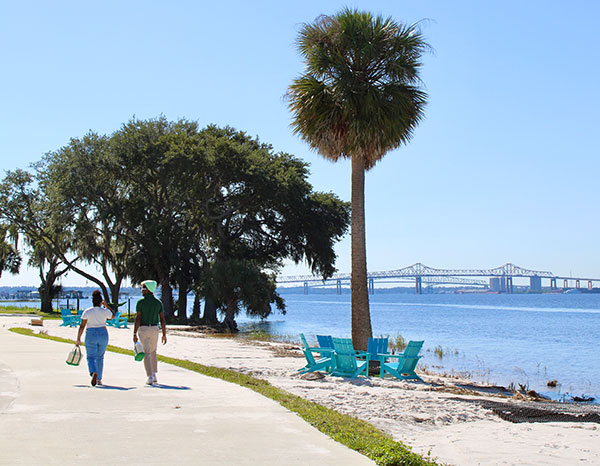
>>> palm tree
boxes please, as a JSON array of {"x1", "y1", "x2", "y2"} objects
[
  {"x1": 0, "y1": 225, "x2": 21, "y2": 281},
  {"x1": 288, "y1": 9, "x2": 428, "y2": 349}
]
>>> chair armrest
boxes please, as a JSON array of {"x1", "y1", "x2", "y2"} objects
[
  {"x1": 378, "y1": 352, "x2": 400, "y2": 361},
  {"x1": 354, "y1": 350, "x2": 371, "y2": 360}
]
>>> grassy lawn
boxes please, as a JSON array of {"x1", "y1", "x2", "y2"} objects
[
  {"x1": 9, "y1": 327, "x2": 438, "y2": 466},
  {"x1": 0, "y1": 305, "x2": 61, "y2": 319}
]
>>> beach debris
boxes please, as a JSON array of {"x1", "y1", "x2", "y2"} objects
[
  {"x1": 573, "y1": 395, "x2": 595, "y2": 403},
  {"x1": 546, "y1": 379, "x2": 558, "y2": 387},
  {"x1": 300, "y1": 371, "x2": 326, "y2": 381}
]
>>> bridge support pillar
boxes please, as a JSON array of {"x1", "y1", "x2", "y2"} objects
[
  {"x1": 336, "y1": 279, "x2": 342, "y2": 295},
  {"x1": 303, "y1": 281, "x2": 308, "y2": 295},
  {"x1": 415, "y1": 276, "x2": 422, "y2": 294},
  {"x1": 550, "y1": 278, "x2": 557, "y2": 290},
  {"x1": 368, "y1": 278, "x2": 375, "y2": 294},
  {"x1": 564, "y1": 279, "x2": 568, "y2": 289},
  {"x1": 576, "y1": 280, "x2": 580, "y2": 289},
  {"x1": 589, "y1": 281, "x2": 593, "y2": 290},
  {"x1": 507, "y1": 276, "x2": 513, "y2": 293}
]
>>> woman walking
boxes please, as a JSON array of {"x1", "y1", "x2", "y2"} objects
[{"x1": 75, "y1": 290, "x2": 115, "y2": 386}]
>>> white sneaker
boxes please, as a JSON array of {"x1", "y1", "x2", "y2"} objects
[
  {"x1": 152, "y1": 374, "x2": 157, "y2": 384},
  {"x1": 146, "y1": 376, "x2": 154, "y2": 385},
  {"x1": 97, "y1": 380, "x2": 103, "y2": 386}
]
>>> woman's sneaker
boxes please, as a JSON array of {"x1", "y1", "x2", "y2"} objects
[
  {"x1": 146, "y1": 376, "x2": 154, "y2": 385},
  {"x1": 96, "y1": 380, "x2": 103, "y2": 386}
]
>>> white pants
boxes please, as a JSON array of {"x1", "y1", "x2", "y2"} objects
[{"x1": 138, "y1": 326, "x2": 159, "y2": 376}]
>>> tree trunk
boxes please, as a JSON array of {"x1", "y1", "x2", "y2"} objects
[
  {"x1": 160, "y1": 279, "x2": 174, "y2": 318},
  {"x1": 222, "y1": 296, "x2": 238, "y2": 332},
  {"x1": 202, "y1": 295, "x2": 218, "y2": 323},
  {"x1": 191, "y1": 292, "x2": 201, "y2": 320},
  {"x1": 177, "y1": 279, "x2": 188, "y2": 320},
  {"x1": 39, "y1": 283, "x2": 54, "y2": 314},
  {"x1": 107, "y1": 282, "x2": 122, "y2": 313},
  {"x1": 351, "y1": 155, "x2": 372, "y2": 350}
]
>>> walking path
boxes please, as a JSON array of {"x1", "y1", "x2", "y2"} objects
[{"x1": 0, "y1": 323, "x2": 373, "y2": 465}]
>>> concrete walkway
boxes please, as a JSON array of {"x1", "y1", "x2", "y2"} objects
[{"x1": 0, "y1": 325, "x2": 374, "y2": 465}]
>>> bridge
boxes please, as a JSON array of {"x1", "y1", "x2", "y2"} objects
[{"x1": 277, "y1": 263, "x2": 600, "y2": 294}]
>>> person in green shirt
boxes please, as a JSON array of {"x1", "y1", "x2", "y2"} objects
[{"x1": 133, "y1": 280, "x2": 167, "y2": 385}]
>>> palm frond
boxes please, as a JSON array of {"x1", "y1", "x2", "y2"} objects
[{"x1": 288, "y1": 8, "x2": 429, "y2": 168}]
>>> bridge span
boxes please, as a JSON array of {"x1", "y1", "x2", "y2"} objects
[{"x1": 277, "y1": 263, "x2": 600, "y2": 294}]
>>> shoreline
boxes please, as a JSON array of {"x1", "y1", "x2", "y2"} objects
[{"x1": 3, "y1": 316, "x2": 600, "y2": 465}]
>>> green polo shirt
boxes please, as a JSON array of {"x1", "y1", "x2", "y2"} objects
[{"x1": 136, "y1": 294, "x2": 164, "y2": 325}]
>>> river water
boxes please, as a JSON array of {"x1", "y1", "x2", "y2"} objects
[
  {"x1": 6, "y1": 290, "x2": 599, "y2": 402},
  {"x1": 240, "y1": 290, "x2": 600, "y2": 403}
]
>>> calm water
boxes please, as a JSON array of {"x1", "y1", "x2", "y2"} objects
[
  {"x1": 7, "y1": 291, "x2": 600, "y2": 402},
  {"x1": 239, "y1": 291, "x2": 600, "y2": 402}
]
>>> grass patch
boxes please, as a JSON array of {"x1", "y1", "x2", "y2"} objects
[
  {"x1": 9, "y1": 327, "x2": 437, "y2": 466},
  {"x1": 0, "y1": 306, "x2": 61, "y2": 319}
]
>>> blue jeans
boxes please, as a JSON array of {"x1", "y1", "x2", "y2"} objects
[{"x1": 85, "y1": 327, "x2": 109, "y2": 380}]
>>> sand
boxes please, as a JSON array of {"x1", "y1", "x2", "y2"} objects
[{"x1": 3, "y1": 315, "x2": 599, "y2": 465}]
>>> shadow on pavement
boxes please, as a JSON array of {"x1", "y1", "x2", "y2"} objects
[
  {"x1": 73, "y1": 384, "x2": 136, "y2": 390},
  {"x1": 147, "y1": 384, "x2": 191, "y2": 390}
]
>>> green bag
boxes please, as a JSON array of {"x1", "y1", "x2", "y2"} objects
[
  {"x1": 66, "y1": 345, "x2": 82, "y2": 366},
  {"x1": 134, "y1": 341, "x2": 145, "y2": 361}
]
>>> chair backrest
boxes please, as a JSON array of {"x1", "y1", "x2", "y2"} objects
[
  {"x1": 299, "y1": 333, "x2": 316, "y2": 365},
  {"x1": 60, "y1": 308, "x2": 72, "y2": 317},
  {"x1": 316, "y1": 335, "x2": 334, "y2": 349},
  {"x1": 403, "y1": 341, "x2": 424, "y2": 358},
  {"x1": 397, "y1": 341, "x2": 424, "y2": 375},
  {"x1": 367, "y1": 337, "x2": 388, "y2": 359},
  {"x1": 332, "y1": 337, "x2": 358, "y2": 373}
]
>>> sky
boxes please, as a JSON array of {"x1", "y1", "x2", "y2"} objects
[{"x1": 1, "y1": 0, "x2": 599, "y2": 287}]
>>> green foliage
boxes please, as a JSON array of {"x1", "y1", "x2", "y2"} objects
[
  {"x1": 199, "y1": 125, "x2": 349, "y2": 279},
  {"x1": 2, "y1": 116, "x2": 350, "y2": 323},
  {"x1": 200, "y1": 259, "x2": 285, "y2": 319},
  {"x1": 11, "y1": 327, "x2": 438, "y2": 466},
  {"x1": 288, "y1": 8, "x2": 429, "y2": 169},
  {"x1": 0, "y1": 224, "x2": 21, "y2": 279}
]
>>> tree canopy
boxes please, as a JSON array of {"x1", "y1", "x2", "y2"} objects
[{"x1": 0, "y1": 117, "x2": 350, "y2": 328}]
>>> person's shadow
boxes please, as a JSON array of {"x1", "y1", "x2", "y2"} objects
[
  {"x1": 74, "y1": 384, "x2": 136, "y2": 390},
  {"x1": 96, "y1": 384, "x2": 137, "y2": 391},
  {"x1": 146, "y1": 384, "x2": 191, "y2": 390}
]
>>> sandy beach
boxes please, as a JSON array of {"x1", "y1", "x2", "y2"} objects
[{"x1": 3, "y1": 315, "x2": 599, "y2": 465}]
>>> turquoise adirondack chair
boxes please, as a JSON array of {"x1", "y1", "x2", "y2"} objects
[
  {"x1": 59, "y1": 308, "x2": 78, "y2": 327},
  {"x1": 364, "y1": 337, "x2": 389, "y2": 374},
  {"x1": 330, "y1": 338, "x2": 370, "y2": 378},
  {"x1": 379, "y1": 340, "x2": 424, "y2": 381},
  {"x1": 367, "y1": 337, "x2": 389, "y2": 360},
  {"x1": 107, "y1": 311, "x2": 128, "y2": 328},
  {"x1": 298, "y1": 333, "x2": 334, "y2": 374},
  {"x1": 316, "y1": 335, "x2": 334, "y2": 350}
]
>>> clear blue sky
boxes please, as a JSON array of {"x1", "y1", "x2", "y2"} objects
[{"x1": 1, "y1": 0, "x2": 599, "y2": 286}]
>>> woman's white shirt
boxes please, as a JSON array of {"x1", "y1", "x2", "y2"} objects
[{"x1": 81, "y1": 306, "x2": 113, "y2": 328}]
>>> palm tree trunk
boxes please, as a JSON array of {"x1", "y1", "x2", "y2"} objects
[{"x1": 351, "y1": 155, "x2": 372, "y2": 350}]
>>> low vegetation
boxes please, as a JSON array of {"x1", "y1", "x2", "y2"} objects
[
  {"x1": 10, "y1": 327, "x2": 438, "y2": 466},
  {"x1": 0, "y1": 305, "x2": 60, "y2": 319}
]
